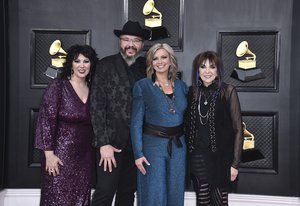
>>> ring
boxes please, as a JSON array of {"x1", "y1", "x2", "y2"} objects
[{"x1": 49, "y1": 169, "x2": 54, "y2": 172}]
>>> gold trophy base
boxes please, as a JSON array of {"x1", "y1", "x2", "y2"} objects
[
  {"x1": 148, "y1": 26, "x2": 170, "y2": 41},
  {"x1": 231, "y1": 67, "x2": 265, "y2": 82},
  {"x1": 44, "y1": 66, "x2": 63, "y2": 79},
  {"x1": 243, "y1": 138, "x2": 255, "y2": 150},
  {"x1": 51, "y1": 58, "x2": 66, "y2": 68},
  {"x1": 145, "y1": 18, "x2": 162, "y2": 28},
  {"x1": 238, "y1": 60, "x2": 256, "y2": 69}
]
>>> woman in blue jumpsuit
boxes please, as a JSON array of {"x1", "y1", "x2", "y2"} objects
[{"x1": 131, "y1": 43, "x2": 188, "y2": 206}]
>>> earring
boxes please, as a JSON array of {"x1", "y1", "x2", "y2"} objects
[{"x1": 87, "y1": 73, "x2": 92, "y2": 84}]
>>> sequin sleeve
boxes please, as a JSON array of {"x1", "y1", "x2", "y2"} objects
[
  {"x1": 130, "y1": 81, "x2": 145, "y2": 160},
  {"x1": 226, "y1": 85, "x2": 243, "y2": 169},
  {"x1": 35, "y1": 79, "x2": 62, "y2": 151}
]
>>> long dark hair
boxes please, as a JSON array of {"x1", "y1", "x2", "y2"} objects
[
  {"x1": 61, "y1": 44, "x2": 98, "y2": 87},
  {"x1": 191, "y1": 51, "x2": 224, "y2": 96}
]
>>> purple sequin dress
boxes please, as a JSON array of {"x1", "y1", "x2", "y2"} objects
[{"x1": 35, "y1": 78, "x2": 94, "y2": 206}]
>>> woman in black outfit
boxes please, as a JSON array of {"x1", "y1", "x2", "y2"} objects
[{"x1": 185, "y1": 51, "x2": 243, "y2": 206}]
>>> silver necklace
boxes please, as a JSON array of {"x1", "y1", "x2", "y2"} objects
[
  {"x1": 157, "y1": 82, "x2": 176, "y2": 114},
  {"x1": 198, "y1": 94, "x2": 209, "y2": 125},
  {"x1": 199, "y1": 89, "x2": 220, "y2": 152},
  {"x1": 158, "y1": 80, "x2": 170, "y2": 87},
  {"x1": 203, "y1": 91, "x2": 213, "y2": 105}
]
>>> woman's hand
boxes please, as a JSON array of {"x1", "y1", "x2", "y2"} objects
[
  {"x1": 45, "y1": 151, "x2": 64, "y2": 176},
  {"x1": 135, "y1": 156, "x2": 150, "y2": 175},
  {"x1": 230, "y1": 166, "x2": 238, "y2": 181}
]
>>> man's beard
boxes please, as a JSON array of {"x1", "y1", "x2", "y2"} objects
[{"x1": 120, "y1": 46, "x2": 142, "y2": 66}]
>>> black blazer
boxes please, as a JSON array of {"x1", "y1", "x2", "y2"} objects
[{"x1": 90, "y1": 53, "x2": 146, "y2": 149}]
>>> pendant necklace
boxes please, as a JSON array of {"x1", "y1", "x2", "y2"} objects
[
  {"x1": 198, "y1": 88, "x2": 220, "y2": 152},
  {"x1": 198, "y1": 90, "x2": 217, "y2": 125},
  {"x1": 203, "y1": 90, "x2": 213, "y2": 105},
  {"x1": 157, "y1": 81, "x2": 176, "y2": 114},
  {"x1": 198, "y1": 93, "x2": 209, "y2": 125}
]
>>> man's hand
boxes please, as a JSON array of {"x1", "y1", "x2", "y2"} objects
[
  {"x1": 99, "y1": 145, "x2": 122, "y2": 172},
  {"x1": 135, "y1": 156, "x2": 150, "y2": 175}
]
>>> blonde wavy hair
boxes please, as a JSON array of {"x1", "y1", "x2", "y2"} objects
[{"x1": 146, "y1": 43, "x2": 178, "y2": 82}]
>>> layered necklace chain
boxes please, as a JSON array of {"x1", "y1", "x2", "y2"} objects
[
  {"x1": 198, "y1": 89, "x2": 220, "y2": 152},
  {"x1": 156, "y1": 80, "x2": 176, "y2": 114},
  {"x1": 198, "y1": 93, "x2": 209, "y2": 125},
  {"x1": 198, "y1": 91, "x2": 216, "y2": 125}
]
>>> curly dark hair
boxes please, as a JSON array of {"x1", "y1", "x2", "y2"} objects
[{"x1": 61, "y1": 44, "x2": 98, "y2": 87}]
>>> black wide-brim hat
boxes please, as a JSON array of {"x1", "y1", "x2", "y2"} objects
[{"x1": 114, "y1": 20, "x2": 150, "y2": 40}]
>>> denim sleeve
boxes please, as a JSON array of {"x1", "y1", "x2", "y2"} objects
[{"x1": 130, "y1": 82, "x2": 145, "y2": 160}]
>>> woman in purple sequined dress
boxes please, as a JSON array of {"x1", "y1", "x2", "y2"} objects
[{"x1": 35, "y1": 45, "x2": 98, "y2": 206}]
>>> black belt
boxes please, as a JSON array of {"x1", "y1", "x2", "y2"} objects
[{"x1": 143, "y1": 123, "x2": 184, "y2": 157}]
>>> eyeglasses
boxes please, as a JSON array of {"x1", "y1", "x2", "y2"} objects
[{"x1": 120, "y1": 38, "x2": 143, "y2": 44}]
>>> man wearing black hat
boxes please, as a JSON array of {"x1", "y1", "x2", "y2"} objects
[{"x1": 90, "y1": 21, "x2": 149, "y2": 206}]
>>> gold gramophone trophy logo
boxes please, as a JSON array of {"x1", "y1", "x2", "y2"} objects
[
  {"x1": 44, "y1": 40, "x2": 67, "y2": 79},
  {"x1": 241, "y1": 122, "x2": 264, "y2": 163},
  {"x1": 231, "y1": 41, "x2": 265, "y2": 82},
  {"x1": 143, "y1": 0, "x2": 170, "y2": 40},
  {"x1": 242, "y1": 122, "x2": 255, "y2": 150}
]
